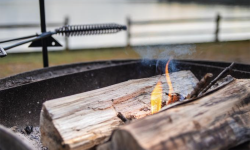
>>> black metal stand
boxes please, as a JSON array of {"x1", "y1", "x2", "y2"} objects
[{"x1": 39, "y1": 0, "x2": 49, "y2": 67}]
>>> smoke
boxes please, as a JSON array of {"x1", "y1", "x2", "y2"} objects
[{"x1": 134, "y1": 44, "x2": 196, "y2": 72}]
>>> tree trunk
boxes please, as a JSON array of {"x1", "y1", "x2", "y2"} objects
[
  {"x1": 99, "y1": 79, "x2": 250, "y2": 150},
  {"x1": 40, "y1": 70, "x2": 198, "y2": 150}
]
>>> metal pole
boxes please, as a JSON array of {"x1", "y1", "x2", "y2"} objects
[
  {"x1": 39, "y1": 0, "x2": 49, "y2": 67},
  {"x1": 64, "y1": 16, "x2": 69, "y2": 51}
]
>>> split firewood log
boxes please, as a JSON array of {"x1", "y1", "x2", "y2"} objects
[
  {"x1": 40, "y1": 70, "x2": 198, "y2": 150},
  {"x1": 98, "y1": 79, "x2": 250, "y2": 150}
]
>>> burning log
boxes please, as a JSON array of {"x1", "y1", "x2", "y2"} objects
[
  {"x1": 40, "y1": 70, "x2": 198, "y2": 150},
  {"x1": 98, "y1": 79, "x2": 250, "y2": 150}
]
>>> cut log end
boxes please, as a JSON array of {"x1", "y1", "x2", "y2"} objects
[{"x1": 40, "y1": 107, "x2": 69, "y2": 150}]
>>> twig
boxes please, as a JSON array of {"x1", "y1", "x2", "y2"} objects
[
  {"x1": 160, "y1": 75, "x2": 234, "y2": 112},
  {"x1": 117, "y1": 112, "x2": 128, "y2": 123},
  {"x1": 199, "y1": 62, "x2": 235, "y2": 95},
  {"x1": 187, "y1": 73, "x2": 213, "y2": 99}
]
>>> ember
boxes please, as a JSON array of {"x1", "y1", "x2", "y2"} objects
[{"x1": 166, "y1": 92, "x2": 184, "y2": 103}]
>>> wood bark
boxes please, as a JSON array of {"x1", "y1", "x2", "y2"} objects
[
  {"x1": 99, "y1": 79, "x2": 250, "y2": 150},
  {"x1": 40, "y1": 70, "x2": 198, "y2": 150}
]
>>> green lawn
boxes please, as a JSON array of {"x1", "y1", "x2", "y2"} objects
[
  {"x1": 0, "y1": 47, "x2": 140, "y2": 78},
  {"x1": 0, "y1": 40, "x2": 249, "y2": 79}
]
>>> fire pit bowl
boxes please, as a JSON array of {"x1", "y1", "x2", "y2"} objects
[
  {"x1": 1, "y1": 59, "x2": 250, "y2": 150},
  {"x1": 1, "y1": 59, "x2": 250, "y2": 127}
]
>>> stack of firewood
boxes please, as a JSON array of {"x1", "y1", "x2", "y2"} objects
[{"x1": 40, "y1": 65, "x2": 250, "y2": 150}]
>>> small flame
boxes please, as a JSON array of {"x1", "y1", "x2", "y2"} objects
[
  {"x1": 165, "y1": 59, "x2": 174, "y2": 105},
  {"x1": 151, "y1": 81, "x2": 162, "y2": 114}
]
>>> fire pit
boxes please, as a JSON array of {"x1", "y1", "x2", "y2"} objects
[{"x1": 1, "y1": 59, "x2": 250, "y2": 150}]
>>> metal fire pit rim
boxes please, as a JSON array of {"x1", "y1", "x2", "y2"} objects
[
  {"x1": 0, "y1": 59, "x2": 140, "y2": 91},
  {"x1": 0, "y1": 60, "x2": 141, "y2": 92},
  {"x1": 1, "y1": 58, "x2": 248, "y2": 81},
  {"x1": 2, "y1": 58, "x2": 245, "y2": 81},
  {"x1": 1, "y1": 59, "x2": 250, "y2": 92},
  {"x1": 0, "y1": 59, "x2": 138, "y2": 80},
  {"x1": 0, "y1": 125, "x2": 33, "y2": 150},
  {"x1": 179, "y1": 59, "x2": 234, "y2": 65},
  {"x1": 176, "y1": 60, "x2": 250, "y2": 74},
  {"x1": 180, "y1": 59, "x2": 250, "y2": 68}
]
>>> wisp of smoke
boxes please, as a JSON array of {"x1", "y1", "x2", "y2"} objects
[{"x1": 134, "y1": 44, "x2": 196, "y2": 72}]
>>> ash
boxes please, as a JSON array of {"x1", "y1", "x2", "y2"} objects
[{"x1": 10, "y1": 126, "x2": 48, "y2": 150}]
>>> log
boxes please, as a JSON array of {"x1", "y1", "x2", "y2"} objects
[
  {"x1": 40, "y1": 70, "x2": 198, "y2": 150},
  {"x1": 99, "y1": 79, "x2": 250, "y2": 150}
]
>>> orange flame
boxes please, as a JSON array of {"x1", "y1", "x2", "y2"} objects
[
  {"x1": 151, "y1": 81, "x2": 162, "y2": 114},
  {"x1": 166, "y1": 59, "x2": 174, "y2": 105}
]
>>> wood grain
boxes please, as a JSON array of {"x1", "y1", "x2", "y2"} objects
[
  {"x1": 100, "y1": 79, "x2": 250, "y2": 150},
  {"x1": 40, "y1": 70, "x2": 198, "y2": 150}
]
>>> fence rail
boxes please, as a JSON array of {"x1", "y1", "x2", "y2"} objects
[
  {"x1": 126, "y1": 14, "x2": 250, "y2": 47},
  {"x1": 0, "y1": 23, "x2": 62, "y2": 29}
]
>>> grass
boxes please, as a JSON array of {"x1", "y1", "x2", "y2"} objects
[
  {"x1": 0, "y1": 47, "x2": 140, "y2": 78},
  {"x1": 0, "y1": 40, "x2": 249, "y2": 79}
]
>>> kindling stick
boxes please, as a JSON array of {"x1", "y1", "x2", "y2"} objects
[
  {"x1": 199, "y1": 62, "x2": 235, "y2": 95},
  {"x1": 187, "y1": 73, "x2": 213, "y2": 99}
]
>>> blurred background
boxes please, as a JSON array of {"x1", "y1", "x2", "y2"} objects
[{"x1": 0, "y1": 0, "x2": 249, "y2": 78}]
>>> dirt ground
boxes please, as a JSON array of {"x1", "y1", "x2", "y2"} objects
[{"x1": 0, "y1": 40, "x2": 249, "y2": 79}]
